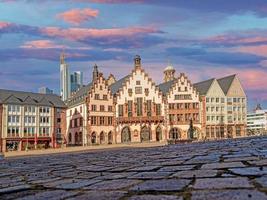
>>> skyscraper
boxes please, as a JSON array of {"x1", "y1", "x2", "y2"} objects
[
  {"x1": 70, "y1": 71, "x2": 83, "y2": 93},
  {"x1": 60, "y1": 53, "x2": 70, "y2": 101},
  {"x1": 38, "y1": 87, "x2": 53, "y2": 94}
]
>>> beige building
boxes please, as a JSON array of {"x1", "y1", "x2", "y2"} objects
[
  {"x1": 159, "y1": 66, "x2": 203, "y2": 141},
  {"x1": 110, "y1": 55, "x2": 165, "y2": 143},
  {"x1": 0, "y1": 89, "x2": 66, "y2": 152},
  {"x1": 66, "y1": 65, "x2": 115, "y2": 146},
  {"x1": 194, "y1": 75, "x2": 247, "y2": 139}
]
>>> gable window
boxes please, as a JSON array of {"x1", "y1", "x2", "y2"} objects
[
  {"x1": 100, "y1": 105, "x2": 105, "y2": 112},
  {"x1": 137, "y1": 98, "x2": 143, "y2": 116},
  {"x1": 128, "y1": 101, "x2": 133, "y2": 117},
  {"x1": 147, "y1": 100, "x2": 152, "y2": 117},
  {"x1": 95, "y1": 94, "x2": 100, "y2": 100},
  {"x1": 118, "y1": 105, "x2": 124, "y2": 117},
  {"x1": 91, "y1": 105, "x2": 97, "y2": 111},
  {"x1": 135, "y1": 87, "x2": 142, "y2": 94},
  {"x1": 156, "y1": 104, "x2": 161, "y2": 116}
]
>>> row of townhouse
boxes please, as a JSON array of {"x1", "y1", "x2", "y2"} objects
[
  {"x1": 0, "y1": 55, "x2": 247, "y2": 151},
  {"x1": 65, "y1": 55, "x2": 247, "y2": 146},
  {"x1": 0, "y1": 90, "x2": 66, "y2": 152}
]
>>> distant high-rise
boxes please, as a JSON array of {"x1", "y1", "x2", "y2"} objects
[
  {"x1": 70, "y1": 71, "x2": 83, "y2": 93},
  {"x1": 60, "y1": 53, "x2": 70, "y2": 101},
  {"x1": 38, "y1": 87, "x2": 53, "y2": 94}
]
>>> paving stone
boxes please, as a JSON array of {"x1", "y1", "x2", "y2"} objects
[
  {"x1": 255, "y1": 175, "x2": 267, "y2": 187},
  {"x1": 229, "y1": 167, "x2": 267, "y2": 176},
  {"x1": 44, "y1": 179, "x2": 101, "y2": 189},
  {"x1": 129, "y1": 179, "x2": 190, "y2": 192},
  {"x1": 67, "y1": 191, "x2": 127, "y2": 200},
  {"x1": 191, "y1": 189, "x2": 267, "y2": 200},
  {"x1": 16, "y1": 190, "x2": 79, "y2": 200},
  {"x1": 0, "y1": 184, "x2": 32, "y2": 194},
  {"x1": 172, "y1": 169, "x2": 218, "y2": 178},
  {"x1": 201, "y1": 162, "x2": 245, "y2": 169},
  {"x1": 85, "y1": 179, "x2": 141, "y2": 190},
  {"x1": 184, "y1": 155, "x2": 220, "y2": 164},
  {"x1": 127, "y1": 165, "x2": 160, "y2": 172},
  {"x1": 95, "y1": 172, "x2": 137, "y2": 180},
  {"x1": 128, "y1": 171, "x2": 172, "y2": 179},
  {"x1": 158, "y1": 165, "x2": 195, "y2": 172},
  {"x1": 248, "y1": 159, "x2": 267, "y2": 166},
  {"x1": 129, "y1": 195, "x2": 183, "y2": 200},
  {"x1": 193, "y1": 177, "x2": 252, "y2": 189},
  {"x1": 224, "y1": 156, "x2": 260, "y2": 162}
]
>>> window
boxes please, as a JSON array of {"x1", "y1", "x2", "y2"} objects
[
  {"x1": 128, "y1": 89, "x2": 133, "y2": 96},
  {"x1": 100, "y1": 85, "x2": 103, "y2": 90},
  {"x1": 147, "y1": 100, "x2": 152, "y2": 117},
  {"x1": 118, "y1": 105, "x2": 124, "y2": 117},
  {"x1": 206, "y1": 98, "x2": 209, "y2": 103},
  {"x1": 136, "y1": 81, "x2": 141, "y2": 85},
  {"x1": 185, "y1": 87, "x2": 188, "y2": 91},
  {"x1": 221, "y1": 98, "x2": 225, "y2": 103},
  {"x1": 80, "y1": 106, "x2": 82, "y2": 113},
  {"x1": 108, "y1": 117, "x2": 113, "y2": 125},
  {"x1": 100, "y1": 105, "x2": 105, "y2": 112},
  {"x1": 108, "y1": 106, "x2": 113, "y2": 112},
  {"x1": 169, "y1": 114, "x2": 175, "y2": 123},
  {"x1": 95, "y1": 94, "x2": 100, "y2": 100},
  {"x1": 145, "y1": 88, "x2": 149, "y2": 96},
  {"x1": 156, "y1": 104, "x2": 161, "y2": 116},
  {"x1": 80, "y1": 117, "x2": 83, "y2": 126},
  {"x1": 135, "y1": 87, "x2": 142, "y2": 94},
  {"x1": 57, "y1": 118, "x2": 61, "y2": 123},
  {"x1": 128, "y1": 101, "x2": 133, "y2": 117},
  {"x1": 178, "y1": 87, "x2": 181, "y2": 92},
  {"x1": 103, "y1": 95, "x2": 108, "y2": 100},
  {"x1": 100, "y1": 116, "x2": 105, "y2": 125},
  {"x1": 137, "y1": 98, "x2": 143, "y2": 116},
  {"x1": 91, "y1": 105, "x2": 97, "y2": 111},
  {"x1": 91, "y1": 116, "x2": 97, "y2": 125},
  {"x1": 216, "y1": 98, "x2": 219, "y2": 103}
]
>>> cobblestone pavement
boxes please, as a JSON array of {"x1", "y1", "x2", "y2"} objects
[{"x1": 0, "y1": 137, "x2": 267, "y2": 200}]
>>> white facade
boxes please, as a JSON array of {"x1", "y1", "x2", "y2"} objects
[{"x1": 247, "y1": 109, "x2": 267, "y2": 131}]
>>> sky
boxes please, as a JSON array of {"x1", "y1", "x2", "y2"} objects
[{"x1": 0, "y1": 0, "x2": 267, "y2": 110}]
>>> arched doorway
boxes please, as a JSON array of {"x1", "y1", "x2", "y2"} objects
[
  {"x1": 91, "y1": 132, "x2": 96, "y2": 144},
  {"x1": 121, "y1": 126, "x2": 131, "y2": 143},
  {"x1": 227, "y1": 126, "x2": 233, "y2": 138},
  {"x1": 75, "y1": 132, "x2": 78, "y2": 145},
  {"x1": 169, "y1": 128, "x2": 181, "y2": 140},
  {"x1": 156, "y1": 126, "x2": 162, "y2": 141},
  {"x1": 140, "y1": 126, "x2": 151, "y2": 142},
  {"x1": 187, "y1": 127, "x2": 200, "y2": 140},
  {"x1": 78, "y1": 132, "x2": 83, "y2": 145},
  {"x1": 68, "y1": 133, "x2": 72, "y2": 144},
  {"x1": 108, "y1": 131, "x2": 113, "y2": 144},
  {"x1": 100, "y1": 132, "x2": 105, "y2": 144}
]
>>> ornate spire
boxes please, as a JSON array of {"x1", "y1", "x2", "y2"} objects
[
  {"x1": 93, "y1": 64, "x2": 99, "y2": 81},
  {"x1": 134, "y1": 55, "x2": 141, "y2": 70}
]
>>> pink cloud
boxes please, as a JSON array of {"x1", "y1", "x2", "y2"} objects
[
  {"x1": 57, "y1": 8, "x2": 99, "y2": 25},
  {"x1": 41, "y1": 26, "x2": 161, "y2": 40},
  {"x1": 206, "y1": 35, "x2": 267, "y2": 45},
  {"x1": 235, "y1": 45, "x2": 267, "y2": 57},
  {"x1": 20, "y1": 40, "x2": 65, "y2": 49},
  {"x1": 0, "y1": 21, "x2": 11, "y2": 29}
]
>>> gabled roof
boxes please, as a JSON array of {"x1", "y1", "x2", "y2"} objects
[
  {"x1": 217, "y1": 74, "x2": 236, "y2": 95},
  {"x1": 67, "y1": 82, "x2": 93, "y2": 107},
  {"x1": 0, "y1": 89, "x2": 66, "y2": 108},
  {"x1": 109, "y1": 75, "x2": 130, "y2": 95},
  {"x1": 157, "y1": 79, "x2": 176, "y2": 95},
  {"x1": 193, "y1": 78, "x2": 215, "y2": 96}
]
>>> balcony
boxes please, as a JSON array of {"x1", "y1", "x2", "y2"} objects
[{"x1": 117, "y1": 116, "x2": 164, "y2": 124}]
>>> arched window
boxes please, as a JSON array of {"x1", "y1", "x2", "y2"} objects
[{"x1": 169, "y1": 128, "x2": 181, "y2": 139}]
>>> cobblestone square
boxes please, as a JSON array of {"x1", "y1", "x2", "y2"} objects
[{"x1": 1, "y1": 137, "x2": 267, "y2": 200}]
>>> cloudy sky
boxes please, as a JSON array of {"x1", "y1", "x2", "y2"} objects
[{"x1": 0, "y1": 0, "x2": 267, "y2": 110}]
